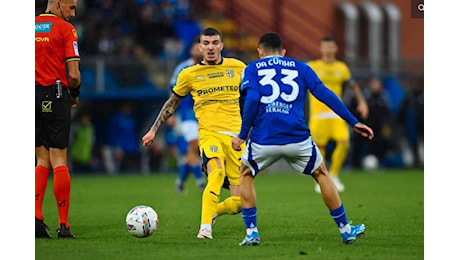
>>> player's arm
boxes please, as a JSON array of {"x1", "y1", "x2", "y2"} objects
[
  {"x1": 142, "y1": 92, "x2": 182, "y2": 146},
  {"x1": 345, "y1": 79, "x2": 369, "y2": 119},
  {"x1": 232, "y1": 87, "x2": 259, "y2": 151},
  {"x1": 233, "y1": 67, "x2": 259, "y2": 151},
  {"x1": 308, "y1": 69, "x2": 374, "y2": 140}
]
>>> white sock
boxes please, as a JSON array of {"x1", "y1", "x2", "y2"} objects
[{"x1": 200, "y1": 224, "x2": 212, "y2": 231}]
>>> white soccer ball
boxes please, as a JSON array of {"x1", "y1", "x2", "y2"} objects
[
  {"x1": 126, "y1": 205, "x2": 159, "y2": 238},
  {"x1": 362, "y1": 154, "x2": 379, "y2": 170}
]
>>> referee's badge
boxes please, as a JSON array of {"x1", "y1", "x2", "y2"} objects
[
  {"x1": 226, "y1": 69, "x2": 234, "y2": 78},
  {"x1": 210, "y1": 146, "x2": 218, "y2": 152},
  {"x1": 42, "y1": 101, "x2": 52, "y2": 113}
]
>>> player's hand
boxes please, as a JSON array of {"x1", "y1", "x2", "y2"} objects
[
  {"x1": 71, "y1": 96, "x2": 79, "y2": 108},
  {"x1": 232, "y1": 136, "x2": 244, "y2": 151},
  {"x1": 142, "y1": 129, "x2": 156, "y2": 146},
  {"x1": 353, "y1": 122, "x2": 374, "y2": 140},
  {"x1": 357, "y1": 100, "x2": 369, "y2": 120}
]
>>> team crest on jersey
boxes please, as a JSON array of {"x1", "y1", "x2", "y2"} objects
[
  {"x1": 226, "y1": 69, "x2": 235, "y2": 78},
  {"x1": 210, "y1": 146, "x2": 218, "y2": 152}
]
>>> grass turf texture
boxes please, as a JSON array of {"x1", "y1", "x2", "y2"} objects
[{"x1": 36, "y1": 169, "x2": 423, "y2": 260}]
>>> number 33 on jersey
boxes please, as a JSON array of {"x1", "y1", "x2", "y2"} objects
[{"x1": 240, "y1": 55, "x2": 358, "y2": 146}]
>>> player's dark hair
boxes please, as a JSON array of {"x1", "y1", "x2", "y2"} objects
[
  {"x1": 322, "y1": 35, "x2": 336, "y2": 42},
  {"x1": 258, "y1": 32, "x2": 283, "y2": 52},
  {"x1": 200, "y1": 27, "x2": 223, "y2": 42}
]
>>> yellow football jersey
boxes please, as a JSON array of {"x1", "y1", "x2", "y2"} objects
[
  {"x1": 172, "y1": 57, "x2": 246, "y2": 136},
  {"x1": 308, "y1": 59, "x2": 352, "y2": 118}
]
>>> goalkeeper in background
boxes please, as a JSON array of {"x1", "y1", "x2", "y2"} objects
[{"x1": 143, "y1": 27, "x2": 246, "y2": 239}]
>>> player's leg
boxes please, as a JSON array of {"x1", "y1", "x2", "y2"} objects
[
  {"x1": 311, "y1": 162, "x2": 365, "y2": 244},
  {"x1": 309, "y1": 118, "x2": 331, "y2": 193},
  {"x1": 215, "y1": 137, "x2": 244, "y2": 218},
  {"x1": 176, "y1": 161, "x2": 189, "y2": 193},
  {"x1": 239, "y1": 163, "x2": 260, "y2": 246},
  {"x1": 198, "y1": 157, "x2": 225, "y2": 239},
  {"x1": 180, "y1": 121, "x2": 204, "y2": 192},
  {"x1": 287, "y1": 137, "x2": 365, "y2": 244},
  {"x1": 186, "y1": 139, "x2": 205, "y2": 191},
  {"x1": 197, "y1": 134, "x2": 226, "y2": 239},
  {"x1": 238, "y1": 140, "x2": 279, "y2": 246},
  {"x1": 329, "y1": 119, "x2": 351, "y2": 192},
  {"x1": 35, "y1": 146, "x2": 51, "y2": 238}
]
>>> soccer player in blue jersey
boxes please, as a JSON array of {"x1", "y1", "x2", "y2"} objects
[
  {"x1": 232, "y1": 32, "x2": 374, "y2": 246},
  {"x1": 169, "y1": 36, "x2": 205, "y2": 193}
]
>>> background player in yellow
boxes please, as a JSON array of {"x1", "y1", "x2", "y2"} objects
[
  {"x1": 308, "y1": 36, "x2": 369, "y2": 193},
  {"x1": 142, "y1": 27, "x2": 246, "y2": 239}
]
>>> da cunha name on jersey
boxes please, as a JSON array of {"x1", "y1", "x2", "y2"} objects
[{"x1": 256, "y1": 58, "x2": 296, "y2": 69}]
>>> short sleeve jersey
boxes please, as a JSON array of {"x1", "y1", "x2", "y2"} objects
[
  {"x1": 35, "y1": 13, "x2": 80, "y2": 87},
  {"x1": 172, "y1": 58, "x2": 246, "y2": 135},
  {"x1": 307, "y1": 60, "x2": 351, "y2": 118}
]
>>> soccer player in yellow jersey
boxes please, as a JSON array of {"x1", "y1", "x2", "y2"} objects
[
  {"x1": 142, "y1": 27, "x2": 246, "y2": 239},
  {"x1": 308, "y1": 36, "x2": 369, "y2": 193}
]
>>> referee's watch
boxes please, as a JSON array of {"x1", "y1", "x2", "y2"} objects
[{"x1": 69, "y1": 85, "x2": 80, "y2": 98}]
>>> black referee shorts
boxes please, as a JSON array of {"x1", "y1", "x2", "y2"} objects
[{"x1": 35, "y1": 85, "x2": 71, "y2": 149}]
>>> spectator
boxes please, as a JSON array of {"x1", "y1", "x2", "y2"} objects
[
  {"x1": 103, "y1": 102, "x2": 140, "y2": 173},
  {"x1": 134, "y1": 3, "x2": 175, "y2": 57},
  {"x1": 399, "y1": 78, "x2": 424, "y2": 168},
  {"x1": 350, "y1": 77, "x2": 392, "y2": 167},
  {"x1": 70, "y1": 113, "x2": 95, "y2": 173}
]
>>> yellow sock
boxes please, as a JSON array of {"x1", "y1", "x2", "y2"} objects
[
  {"x1": 329, "y1": 141, "x2": 350, "y2": 176},
  {"x1": 201, "y1": 168, "x2": 225, "y2": 225},
  {"x1": 216, "y1": 196, "x2": 241, "y2": 216}
]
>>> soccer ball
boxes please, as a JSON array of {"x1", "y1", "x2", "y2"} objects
[
  {"x1": 125, "y1": 205, "x2": 159, "y2": 238},
  {"x1": 362, "y1": 154, "x2": 379, "y2": 170}
]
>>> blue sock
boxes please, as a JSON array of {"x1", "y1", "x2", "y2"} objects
[
  {"x1": 178, "y1": 164, "x2": 190, "y2": 183},
  {"x1": 242, "y1": 207, "x2": 258, "y2": 235},
  {"x1": 329, "y1": 204, "x2": 348, "y2": 229},
  {"x1": 191, "y1": 165, "x2": 203, "y2": 180}
]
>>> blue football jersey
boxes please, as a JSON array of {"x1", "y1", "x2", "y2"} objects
[{"x1": 239, "y1": 55, "x2": 358, "y2": 145}]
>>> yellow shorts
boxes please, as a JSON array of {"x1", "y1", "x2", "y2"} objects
[
  {"x1": 309, "y1": 118, "x2": 350, "y2": 146},
  {"x1": 199, "y1": 130, "x2": 245, "y2": 186}
]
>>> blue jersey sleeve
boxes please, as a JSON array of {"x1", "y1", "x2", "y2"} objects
[
  {"x1": 305, "y1": 67, "x2": 359, "y2": 126},
  {"x1": 239, "y1": 66, "x2": 260, "y2": 140}
]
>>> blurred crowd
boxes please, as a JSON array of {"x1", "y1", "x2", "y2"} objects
[{"x1": 36, "y1": 0, "x2": 192, "y2": 59}]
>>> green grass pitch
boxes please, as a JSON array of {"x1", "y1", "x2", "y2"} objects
[{"x1": 36, "y1": 169, "x2": 423, "y2": 260}]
